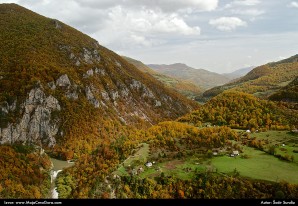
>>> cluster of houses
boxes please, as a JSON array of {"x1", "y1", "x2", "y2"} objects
[
  {"x1": 230, "y1": 150, "x2": 240, "y2": 157},
  {"x1": 212, "y1": 148, "x2": 240, "y2": 157},
  {"x1": 129, "y1": 161, "x2": 156, "y2": 176},
  {"x1": 130, "y1": 167, "x2": 144, "y2": 176}
]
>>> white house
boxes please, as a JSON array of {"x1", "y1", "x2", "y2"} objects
[
  {"x1": 232, "y1": 151, "x2": 240, "y2": 156},
  {"x1": 145, "y1": 162, "x2": 153, "y2": 167}
]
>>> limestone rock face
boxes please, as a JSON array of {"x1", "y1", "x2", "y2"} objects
[
  {"x1": 48, "y1": 81, "x2": 56, "y2": 90},
  {"x1": 83, "y1": 69, "x2": 94, "y2": 78},
  {"x1": 85, "y1": 86, "x2": 100, "y2": 108},
  {"x1": 56, "y1": 74, "x2": 71, "y2": 87},
  {"x1": 0, "y1": 4, "x2": 196, "y2": 150},
  {"x1": 95, "y1": 68, "x2": 106, "y2": 76},
  {"x1": 0, "y1": 86, "x2": 61, "y2": 147}
]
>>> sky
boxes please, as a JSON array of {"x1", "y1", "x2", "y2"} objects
[{"x1": 1, "y1": 0, "x2": 298, "y2": 73}]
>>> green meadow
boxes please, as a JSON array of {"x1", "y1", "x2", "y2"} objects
[
  {"x1": 211, "y1": 146, "x2": 298, "y2": 184},
  {"x1": 114, "y1": 131, "x2": 298, "y2": 184}
]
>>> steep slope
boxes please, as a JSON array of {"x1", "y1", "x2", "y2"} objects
[
  {"x1": 0, "y1": 144, "x2": 52, "y2": 198},
  {"x1": 203, "y1": 55, "x2": 298, "y2": 100},
  {"x1": 264, "y1": 73, "x2": 298, "y2": 124},
  {"x1": 123, "y1": 56, "x2": 203, "y2": 99},
  {"x1": 0, "y1": 4, "x2": 197, "y2": 156},
  {"x1": 57, "y1": 91, "x2": 298, "y2": 198},
  {"x1": 147, "y1": 63, "x2": 231, "y2": 89},
  {"x1": 222, "y1": 66, "x2": 254, "y2": 79},
  {"x1": 122, "y1": 56, "x2": 154, "y2": 74},
  {"x1": 269, "y1": 77, "x2": 298, "y2": 103}
]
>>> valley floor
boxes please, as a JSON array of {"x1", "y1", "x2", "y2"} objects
[{"x1": 113, "y1": 130, "x2": 298, "y2": 184}]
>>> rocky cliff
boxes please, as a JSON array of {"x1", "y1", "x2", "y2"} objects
[
  {"x1": 0, "y1": 4, "x2": 197, "y2": 151},
  {"x1": 1, "y1": 85, "x2": 60, "y2": 147}
]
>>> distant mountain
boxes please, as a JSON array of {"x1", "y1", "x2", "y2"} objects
[
  {"x1": 0, "y1": 3, "x2": 197, "y2": 155},
  {"x1": 222, "y1": 66, "x2": 254, "y2": 79},
  {"x1": 147, "y1": 63, "x2": 231, "y2": 90},
  {"x1": 202, "y1": 55, "x2": 298, "y2": 100},
  {"x1": 123, "y1": 56, "x2": 203, "y2": 99}
]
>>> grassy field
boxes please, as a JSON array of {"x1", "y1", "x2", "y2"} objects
[
  {"x1": 114, "y1": 130, "x2": 298, "y2": 184},
  {"x1": 250, "y1": 130, "x2": 298, "y2": 163},
  {"x1": 211, "y1": 146, "x2": 298, "y2": 184},
  {"x1": 138, "y1": 158, "x2": 206, "y2": 180},
  {"x1": 113, "y1": 143, "x2": 150, "y2": 176},
  {"x1": 250, "y1": 131, "x2": 297, "y2": 144}
]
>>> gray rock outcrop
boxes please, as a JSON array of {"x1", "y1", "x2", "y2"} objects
[
  {"x1": 82, "y1": 48, "x2": 101, "y2": 64},
  {"x1": 56, "y1": 74, "x2": 71, "y2": 87},
  {"x1": 85, "y1": 86, "x2": 100, "y2": 108},
  {"x1": 0, "y1": 86, "x2": 61, "y2": 147},
  {"x1": 83, "y1": 69, "x2": 94, "y2": 78}
]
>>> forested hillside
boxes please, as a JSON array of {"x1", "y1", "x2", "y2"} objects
[
  {"x1": 0, "y1": 3, "x2": 198, "y2": 198},
  {"x1": 179, "y1": 91, "x2": 297, "y2": 130},
  {"x1": 1, "y1": 3, "x2": 298, "y2": 201},
  {"x1": 269, "y1": 77, "x2": 298, "y2": 103},
  {"x1": 0, "y1": 3, "x2": 197, "y2": 159},
  {"x1": 203, "y1": 55, "x2": 298, "y2": 100},
  {"x1": 0, "y1": 144, "x2": 52, "y2": 198}
]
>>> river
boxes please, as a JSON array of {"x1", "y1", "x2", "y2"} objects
[{"x1": 50, "y1": 158, "x2": 75, "y2": 199}]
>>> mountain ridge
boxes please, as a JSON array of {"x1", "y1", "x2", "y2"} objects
[
  {"x1": 147, "y1": 63, "x2": 231, "y2": 90},
  {"x1": 222, "y1": 66, "x2": 254, "y2": 79},
  {"x1": 122, "y1": 56, "x2": 203, "y2": 99},
  {"x1": 0, "y1": 3, "x2": 197, "y2": 156},
  {"x1": 202, "y1": 54, "x2": 298, "y2": 100}
]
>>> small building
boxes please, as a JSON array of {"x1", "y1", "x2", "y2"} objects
[
  {"x1": 131, "y1": 169, "x2": 137, "y2": 176},
  {"x1": 246, "y1": 130, "x2": 251, "y2": 133},
  {"x1": 232, "y1": 151, "x2": 240, "y2": 156},
  {"x1": 145, "y1": 162, "x2": 152, "y2": 167},
  {"x1": 282, "y1": 144, "x2": 285, "y2": 147},
  {"x1": 213, "y1": 152, "x2": 218, "y2": 156}
]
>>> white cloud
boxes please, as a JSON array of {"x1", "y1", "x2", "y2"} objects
[
  {"x1": 231, "y1": 9, "x2": 265, "y2": 16},
  {"x1": 2, "y1": 0, "x2": 298, "y2": 74},
  {"x1": 234, "y1": 0, "x2": 261, "y2": 6},
  {"x1": 72, "y1": 0, "x2": 218, "y2": 12},
  {"x1": 94, "y1": 6, "x2": 200, "y2": 49},
  {"x1": 209, "y1": 17, "x2": 247, "y2": 31},
  {"x1": 129, "y1": 35, "x2": 153, "y2": 47},
  {"x1": 10, "y1": 0, "x2": 201, "y2": 48},
  {"x1": 225, "y1": 0, "x2": 261, "y2": 8},
  {"x1": 0, "y1": 0, "x2": 19, "y2": 3},
  {"x1": 106, "y1": 7, "x2": 200, "y2": 35},
  {"x1": 288, "y1": 1, "x2": 298, "y2": 8},
  {"x1": 153, "y1": 15, "x2": 201, "y2": 35},
  {"x1": 150, "y1": 0, "x2": 219, "y2": 12}
]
